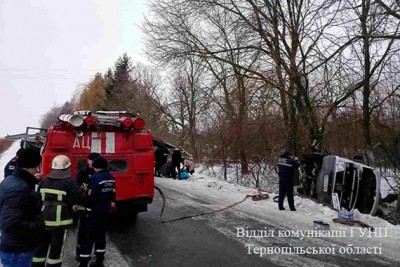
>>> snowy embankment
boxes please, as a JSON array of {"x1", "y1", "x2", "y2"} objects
[
  {"x1": 0, "y1": 141, "x2": 20, "y2": 182},
  {"x1": 155, "y1": 169, "x2": 400, "y2": 267}
]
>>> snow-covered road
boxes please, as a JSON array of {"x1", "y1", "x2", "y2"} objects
[
  {"x1": 1, "y1": 144, "x2": 399, "y2": 266},
  {"x1": 155, "y1": 173, "x2": 400, "y2": 267}
]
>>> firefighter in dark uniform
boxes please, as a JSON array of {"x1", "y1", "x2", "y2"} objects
[
  {"x1": 75, "y1": 152, "x2": 100, "y2": 259},
  {"x1": 79, "y1": 156, "x2": 115, "y2": 267},
  {"x1": 77, "y1": 153, "x2": 100, "y2": 193},
  {"x1": 154, "y1": 147, "x2": 168, "y2": 176},
  {"x1": 277, "y1": 150, "x2": 300, "y2": 211},
  {"x1": 3, "y1": 148, "x2": 22, "y2": 178},
  {"x1": 171, "y1": 148, "x2": 183, "y2": 179},
  {"x1": 32, "y1": 155, "x2": 80, "y2": 267}
]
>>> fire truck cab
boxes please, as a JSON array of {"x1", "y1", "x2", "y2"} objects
[{"x1": 41, "y1": 110, "x2": 154, "y2": 216}]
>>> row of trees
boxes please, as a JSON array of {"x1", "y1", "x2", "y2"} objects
[
  {"x1": 141, "y1": 0, "x2": 400, "y2": 172},
  {"x1": 41, "y1": 1, "x2": 400, "y2": 182}
]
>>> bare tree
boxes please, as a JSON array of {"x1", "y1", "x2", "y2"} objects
[
  {"x1": 375, "y1": 0, "x2": 400, "y2": 22},
  {"x1": 40, "y1": 101, "x2": 75, "y2": 129},
  {"x1": 130, "y1": 63, "x2": 171, "y2": 136},
  {"x1": 143, "y1": 0, "x2": 364, "y2": 155},
  {"x1": 337, "y1": 0, "x2": 400, "y2": 152},
  {"x1": 142, "y1": 0, "x2": 400, "y2": 175}
]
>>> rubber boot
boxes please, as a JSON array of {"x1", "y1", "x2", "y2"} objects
[
  {"x1": 79, "y1": 257, "x2": 90, "y2": 267},
  {"x1": 90, "y1": 254, "x2": 104, "y2": 267}
]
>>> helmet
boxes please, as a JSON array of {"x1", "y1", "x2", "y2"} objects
[{"x1": 51, "y1": 155, "x2": 71, "y2": 170}]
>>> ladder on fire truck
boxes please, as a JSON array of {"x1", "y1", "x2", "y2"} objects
[
  {"x1": 4, "y1": 127, "x2": 47, "y2": 149},
  {"x1": 58, "y1": 110, "x2": 144, "y2": 130},
  {"x1": 61, "y1": 111, "x2": 185, "y2": 154}
]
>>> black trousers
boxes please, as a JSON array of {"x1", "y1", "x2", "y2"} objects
[
  {"x1": 155, "y1": 160, "x2": 166, "y2": 175},
  {"x1": 278, "y1": 181, "x2": 295, "y2": 210},
  {"x1": 76, "y1": 212, "x2": 86, "y2": 257},
  {"x1": 172, "y1": 163, "x2": 181, "y2": 179},
  {"x1": 79, "y1": 214, "x2": 107, "y2": 265},
  {"x1": 32, "y1": 228, "x2": 67, "y2": 267}
]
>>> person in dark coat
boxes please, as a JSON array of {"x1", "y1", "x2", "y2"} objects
[
  {"x1": 75, "y1": 152, "x2": 100, "y2": 260},
  {"x1": 33, "y1": 155, "x2": 81, "y2": 267},
  {"x1": 171, "y1": 148, "x2": 183, "y2": 180},
  {"x1": 76, "y1": 153, "x2": 100, "y2": 193},
  {"x1": 159, "y1": 159, "x2": 173, "y2": 177},
  {"x1": 79, "y1": 156, "x2": 115, "y2": 267},
  {"x1": 277, "y1": 150, "x2": 300, "y2": 211},
  {"x1": 0, "y1": 148, "x2": 45, "y2": 267},
  {"x1": 154, "y1": 147, "x2": 168, "y2": 177},
  {"x1": 3, "y1": 148, "x2": 22, "y2": 178}
]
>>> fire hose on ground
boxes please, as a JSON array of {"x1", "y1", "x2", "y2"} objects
[
  {"x1": 153, "y1": 185, "x2": 374, "y2": 230},
  {"x1": 154, "y1": 185, "x2": 269, "y2": 223}
]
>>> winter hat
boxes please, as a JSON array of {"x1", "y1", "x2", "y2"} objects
[
  {"x1": 280, "y1": 150, "x2": 292, "y2": 159},
  {"x1": 16, "y1": 148, "x2": 23, "y2": 156},
  {"x1": 16, "y1": 148, "x2": 41, "y2": 168},
  {"x1": 87, "y1": 152, "x2": 100, "y2": 160},
  {"x1": 92, "y1": 156, "x2": 107, "y2": 169}
]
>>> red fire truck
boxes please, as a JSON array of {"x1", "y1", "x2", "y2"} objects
[{"x1": 40, "y1": 110, "x2": 154, "y2": 216}]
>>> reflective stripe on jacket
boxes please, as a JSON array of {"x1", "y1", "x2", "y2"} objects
[
  {"x1": 87, "y1": 170, "x2": 115, "y2": 214},
  {"x1": 277, "y1": 157, "x2": 300, "y2": 183},
  {"x1": 38, "y1": 177, "x2": 80, "y2": 228}
]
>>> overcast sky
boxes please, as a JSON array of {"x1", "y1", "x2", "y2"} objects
[{"x1": 0, "y1": 0, "x2": 148, "y2": 137}]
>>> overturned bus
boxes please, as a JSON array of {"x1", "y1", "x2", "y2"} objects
[{"x1": 299, "y1": 154, "x2": 380, "y2": 215}]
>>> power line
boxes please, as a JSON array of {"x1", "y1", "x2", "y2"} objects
[
  {"x1": 0, "y1": 68, "x2": 106, "y2": 80},
  {"x1": 0, "y1": 75, "x2": 90, "y2": 80},
  {"x1": 0, "y1": 67, "x2": 106, "y2": 72},
  {"x1": 0, "y1": 73, "x2": 96, "y2": 80}
]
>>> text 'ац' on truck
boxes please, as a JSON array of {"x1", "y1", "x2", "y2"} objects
[{"x1": 41, "y1": 110, "x2": 154, "y2": 216}]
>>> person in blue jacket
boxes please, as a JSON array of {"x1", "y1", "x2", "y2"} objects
[
  {"x1": 3, "y1": 148, "x2": 22, "y2": 178},
  {"x1": 75, "y1": 152, "x2": 100, "y2": 260},
  {"x1": 277, "y1": 150, "x2": 300, "y2": 211},
  {"x1": 78, "y1": 156, "x2": 115, "y2": 267},
  {"x1": 0, "y1": 148, "x2": 45, "y2": 267}
]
